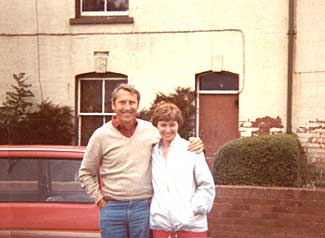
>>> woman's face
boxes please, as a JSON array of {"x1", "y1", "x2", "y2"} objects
[{"x1": 157, "y1": 120, "x2": 179, "y2": 144}]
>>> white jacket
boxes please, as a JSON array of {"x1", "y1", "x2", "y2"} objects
[{"x1": 150, "y1": 134, "x2": 216, "y2": 232}]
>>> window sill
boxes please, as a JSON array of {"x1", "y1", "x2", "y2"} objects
[{"x1": 70, "y1": 16, "x2": 134, "y2": 25}]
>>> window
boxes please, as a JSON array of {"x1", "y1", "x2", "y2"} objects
[
  {"x1": 0, "y1": 158, "x2": 92, "y2": 203},
  {"x1": 82, "y1": 0, "x2": 129, "y2": 16},
  {"x1": 198, "y1": 71, "x2": 239, "y2": 92},
  {"x1": 77, "y1": 73, "x2": 127, "y2": 145},
  {"x1": 70, "y1": 0, "x2": 134, "y2": 24}
]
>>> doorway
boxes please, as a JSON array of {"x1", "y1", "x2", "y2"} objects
[{"x1": 196, "y1": 71, "x2": 239, "y2": 158}]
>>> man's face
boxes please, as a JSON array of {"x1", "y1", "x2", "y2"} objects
[{"x1": 112, "y1": 89, "x2": 139, "y2": 126}]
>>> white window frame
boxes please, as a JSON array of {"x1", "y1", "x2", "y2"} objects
[
  {"x1": 80, "y1": 0, "x2": 129, "y2": 16},
  {"x1": 77, "y1": 77, "x2": 127, "y2": 145}
]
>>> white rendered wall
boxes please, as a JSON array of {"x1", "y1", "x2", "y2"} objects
[
  {"x1": 294, "y1": 0, "x2": 325, "y2": 163},
  {"x1": 0, "y1": 0, "x2": 288, "y2": 130}
]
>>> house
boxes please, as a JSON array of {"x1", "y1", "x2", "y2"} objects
[{"x1": 0, "y1": 0, "x2": 324, "y2": 164}]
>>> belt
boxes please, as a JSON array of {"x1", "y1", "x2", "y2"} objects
[
  {"x1": 103, "y1": 197, "x2": 151, "y2": 202},
  {"x1": 152, "y1": 230, "x2": 208, "y2": 238},
  {"x1": 103, "y1": 196, "x2": 119, "y2": 201}
]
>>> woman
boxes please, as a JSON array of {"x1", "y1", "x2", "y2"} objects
[{"x1": 150, "y1": 102, "x2": 215, "y2": 238}]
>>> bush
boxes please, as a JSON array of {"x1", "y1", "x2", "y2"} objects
[
  {"x1": 0, "y1": 73, "x2": 74, "y2": 145},
  {"x1": 0, "y1": 73, "x2": 34, "y2": 144},
  {"x1": 138, "y1": 87, "x2": 196, "y2": 139},
  {"x1": 22, "y1": 101, "x2": 74, "y2": 144},
  {"x1": 212, "y1": 134, "x2": 309, "y2": 187}
]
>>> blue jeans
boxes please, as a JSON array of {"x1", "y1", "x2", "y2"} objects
[{"x1": 100, "y1": 199, "x2": 151, "y2": 238}]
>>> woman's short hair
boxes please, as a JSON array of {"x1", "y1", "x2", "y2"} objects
[
  {"x1": 151, "y1": 102, "x2": 184, "y2": 127},
  {"x1": 111, "y1": 83, "x2": 141, "y2": 103}
]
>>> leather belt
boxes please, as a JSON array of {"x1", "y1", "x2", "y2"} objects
[
  {"x1": 103, "y1": 196, "x2": 118, "y2": 201},
  {"x1": 152, "y1": 229, "x2": 208, "y2": 238}
]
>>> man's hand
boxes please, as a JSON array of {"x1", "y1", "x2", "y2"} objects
[
  {"x1": 97, "y1": 198, "x2": 107, "y2": 208},
  {"x1": 188, "y1": 137, "x2": 204, "y2": 154}
]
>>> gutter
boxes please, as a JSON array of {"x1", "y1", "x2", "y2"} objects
[{"x1": 287, "y1": 0, "x2": 296, "y2": 133}]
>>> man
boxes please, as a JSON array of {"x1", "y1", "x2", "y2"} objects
[{"x1": 79, "y1": 84, "x2": 203, "y2": 238}]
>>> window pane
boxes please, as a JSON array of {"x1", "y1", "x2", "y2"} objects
[
  {"x1": 0, "y1": 159, "x2": 39, "y2": 202},
  {"x1": 81, "y1": 116, "x2": 103, "y2": 145},
  {"x1": 0, "y1": 159, "x2": 38, "y2": 181},
  {"x1": 0, "y1": 158, "x2": 92, "y2": 203},
  {"x1": 82, "y1": 0, "x2": 105, "y2": 11},
  {"x1": 105, "y1": 116, "x2": 112, "y2": 123},
  {"x1": 49, "y1": 160, "x2": 92, "y2": 203},
  {"x1": 104, "y1": 80, "x2": 127, "y2": 113},
  {"x1": 50, "y1": 160, "x2": 80, "y2": 182},
  {"x1": 80, "y1": 80, "x2": 102, "y2": 113},
  {"x1": 199, "y1": 71, "x2": 239, "y2": 91},
  {"x1": 107, "y1": 0, "x2": 128, "y2": 11}
]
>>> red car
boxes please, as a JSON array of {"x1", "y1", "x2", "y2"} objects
[{"x1": 0, "y1": 145, "x2": 99, "y2": 238}]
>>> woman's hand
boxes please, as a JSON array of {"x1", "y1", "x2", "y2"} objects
[{"x1": 187, "y1": 137, "x2": 204, "y2": 154}]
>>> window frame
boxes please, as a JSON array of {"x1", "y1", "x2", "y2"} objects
[
  {"x1": 0, "y1": 157, "x2": 92, "y2": 203},
  {"x1": 80, "y1": 0, "x2": 129, "y2": 16},
  {"x1": 76, "y1": 73, "x2": 128, "y2": 145},
  {"x1": 196, "y1": 70, "x2": 240, "y2": 95},
  {"x1": 70, "y1": 0, "x2": 134, "y2": 25}
]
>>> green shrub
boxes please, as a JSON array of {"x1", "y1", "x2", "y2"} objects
[
  {"x1": 0, "y1": 73, "x2": 74, "y2": 145},
  {"x1": 138, "y1": 87, "x2": 196, "y2": 139},
  {"x1": 0, "y1": 73, "x2": 34, "y2": 144},
  {"x1": 212, "y1": 134, "x2": 309, "y2": 187},
  {"x1": 22, "y1": 100, "x2": 74, "y2": 144}
]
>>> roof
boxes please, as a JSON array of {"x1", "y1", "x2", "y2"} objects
[{"x1": 0, "y1": 145, "x2": 86, "y2": 159}]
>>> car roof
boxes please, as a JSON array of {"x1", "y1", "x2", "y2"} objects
[{"x1": 0, "y1": 145, "x2": 86, "y2": 159}]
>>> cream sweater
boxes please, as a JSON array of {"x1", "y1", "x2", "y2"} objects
[{"x1": 79, "y1": 119, "x2": 160, "y2": 203}]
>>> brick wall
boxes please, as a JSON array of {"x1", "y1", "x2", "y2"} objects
[
  {"x1": 296, "y1": 118, "x2": 325, "y2": 165},
  {"x1": 239, "y1": 116, "x2": 284, "y2": 137},
  {"x1": 208, "y1": 185, "x2": 325, "y2": 238},
  {"x1": 228, "y1": 115, "x2": 325, "y2": 170}
]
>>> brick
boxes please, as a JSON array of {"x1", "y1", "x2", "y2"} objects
[{"x1": 208, "y1": 186, "x2": 325, "y2": 238}]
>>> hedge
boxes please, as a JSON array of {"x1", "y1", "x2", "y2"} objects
[{"x1": 212, "y1": 134, "x2": 309, "y2": 187}]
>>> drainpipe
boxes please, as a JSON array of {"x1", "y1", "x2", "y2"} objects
[{"x1": 287, "y1": 0, "x2": 296, "y2": 133}]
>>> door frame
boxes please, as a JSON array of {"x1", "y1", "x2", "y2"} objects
[{"x1": 195, "y1": 71, "x2": 240, "y2": 136}]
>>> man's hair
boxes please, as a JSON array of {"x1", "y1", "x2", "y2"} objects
[
  {"x1": 150, "y1": 102, "x2": 184, "y2": 127},
  {"x1": 111, "y1": 83, "x2": 141, "y2": 103}
]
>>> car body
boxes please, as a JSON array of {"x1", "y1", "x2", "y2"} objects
[{"x1": 0, "y1": 145, "x2": 99, "y2": 238}]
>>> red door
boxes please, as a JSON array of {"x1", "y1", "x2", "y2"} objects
[{"x1": 199, "y1": 94, "x2": 239, "y2": 158}]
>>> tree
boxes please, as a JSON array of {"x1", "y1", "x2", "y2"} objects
[
  {"x1": 138, "y1": 87, "x2": 196, "y2": 139},
  {"x1": 0, "y1": 73, "x2": 34, "y2": 144},
  {"x1": 0, "y1": 73, "x2": 74, "y2": 145},
  {"x1": 0, "y1": 73, "x2": 34, "y2": 124}
]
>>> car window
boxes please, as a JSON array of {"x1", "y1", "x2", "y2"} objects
[{"x1": 0, "y1": 158, "x2": 93, "y2": 203}]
